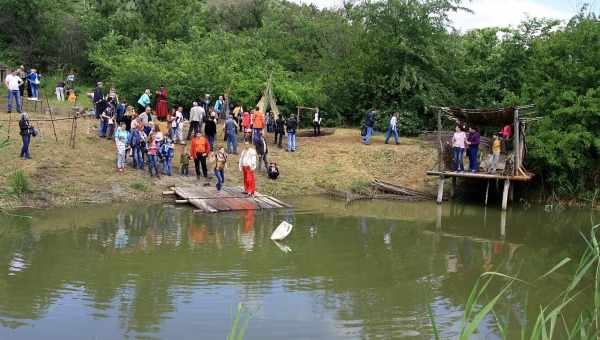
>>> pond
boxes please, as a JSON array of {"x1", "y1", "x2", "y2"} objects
[{"x1": 0, "y1": 197, "x2": 595, "y2": 339}]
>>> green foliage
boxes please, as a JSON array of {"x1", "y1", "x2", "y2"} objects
[
  {"x1": 227, "y1": 303, "x2": 250, "y2": 340},
  {"x1": 7, "y1": 170, "x2": 31, "y2": 197},
  {"x1": 130, "y1": 181, "x2": 149, "y2": 192}
]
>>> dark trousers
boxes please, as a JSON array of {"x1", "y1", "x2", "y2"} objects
[
  {"x1": 468, "y1": 145, "x2": 479, "y2": 172},
  {"x1": 21, "y1": 134, "x2": 31, "y2": 159},
  {"x1": 453, "y1": 147, "x2": 465, "y2": 172},
  {"x1": 313, "y1": 122, "x2": 320, "y2": 136},
  {"x1": 187, "y1": 121, "x2": 200, "y2": 140},
  {"x1": 274, "y1": 131, "x2": 283, "y2": 147},
  {"x1": 194, "y1": 154, "x2": 208, "y2": 178}
]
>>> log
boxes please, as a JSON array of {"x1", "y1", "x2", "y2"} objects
[
  {"x1": 175, "y1": 200, "x2": 189, "y2": 204},
  {"x1": 162, "y1": 191, "x2": 176, "y2": 196},
  {"x1": 372, "y1": 179, "x2": 434, "y2": 199}
]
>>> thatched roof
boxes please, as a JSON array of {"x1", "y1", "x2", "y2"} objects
[{"x1": 442, "y1": 107, "x2": 516, "y2": 126}]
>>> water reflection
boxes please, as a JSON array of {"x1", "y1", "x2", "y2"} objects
[{"x1": 0, "y1": 200, "x2": 595, "y2": 339}]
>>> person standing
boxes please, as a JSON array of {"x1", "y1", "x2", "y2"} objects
[
  {"x1": 384, "y1": 112, "x2": 399, "y2": 145},
  {"x1": 5, "y1": 70, "x2": 23, "y2": 113},
  {"x1": 204, "y1": 115, "x2": 217, "y2": 151},
  {"x1": 139, "y1": 106, "x2": 152, "y2": 136},
  {"x1": 286, "y1": 114, "x2": 298, "y2": 152},
  {"x1": 251, "y1": 106, "x2": 265, "y2": 144},
  {"x1": 274, "y1": 114, "x2": 285, "y2": 148},
  {"x1": 255, "y1": 135, "x2": 268, "y2": 171},
  {"x1": 115, "y1": 123, "x2": 129, "y2": 172},
  {"x1": 99, "y1": 105, "x2": 114, "y2": 138},
  {"x1": 93, "y1": 82, "x2": 105, "y2": 119},
  {"x1": 19, "y1": 112, "x2": 32, "y2": 159},
  {"x1": 213, "y1": 95, "x2": 224, "y2": 118},
  {"x1": 147, "y1": 135, "x2": 160, "y2": 178},
  {"x1": 201, "y1": 94, "x2": 211, "y2": 114},
  {"x1": 451, "y1": 125, "x2": 467, "y2": 172},
  {"x1": 239, "y1": 142, "x2": 257, "y2": 196},
  {"x1": 242, "y1": 110, "x2": 251, "y2": 142},
  {"x1": 55, "y1": 79, "x2": 65, "y2": 101},
  {"x1": 467, "y1": 127, "x2": 480, "y2": 173},
  {"x1": 313, "y1": 108, "x2": 322, "y2": 136},
  {"x1": 16, "y1": 66, "x2": 26, "y2": 99},
  {"x1": 155, "y1": 85, "x2": 168, "y2": 121},
  {"x1": 214, "y1": 146, "x2": 228, "y2": 191},
  {"x1": 172, "y1": 106, "x2": 184, "y2": 144},
  {"x1": 190, "y1": 132, "x2": 210, "y2": 180},
  {"x1": 130, "y1": 124, "x2": 145, "y2": 170},
  {"x1": 362, "y1": 109, "x2": 376, "y2": 145},
  {"x1": 27, "y1": 69, "x2": 41, "y2": 100},
  {"x1": 225, "y1": 114, "x2": 238, "y2": 154},
  {"x1": 489, "y1": 133, "x2": 501, "y2": 174},
  {"x1": 137, "y1": 89, "x2": 151, "y2": 113},
  {"x1": 188, "y1": 102, "x2": 205, "y2": 140}
]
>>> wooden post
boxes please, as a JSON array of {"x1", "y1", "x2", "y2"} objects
[
  {"x1": 6, "y1": 109, "x2": 11, "y2": 141},
  {"x1": 501, "y1": 179, "x2": 510, "y2": 211},
  {"x1": 437, "y1": 108, "x2": 443, "y2": 172},
  {"x1": 44, "y1": 90, "x2": 58, "y2": 142},
  {"x1": 500, "y1": 210, "x2": 507, "y2": 239},
  {"x1": 513, "y1": 108, "x2": 520, "y2": 176},
  {"x1": 436, "y1": 176, "x2": 444, "y2": 204},
  {"x1": 436, "y1": 204, "x2": 442, "y2": 229},
  {"x1": 484, "y1": 180, "x2": 490, "y2": 206},
  {"x1": 450, "y1": 177, "x2": 457, "y2": 199}
]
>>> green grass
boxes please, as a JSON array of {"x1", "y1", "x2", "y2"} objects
[
  {"x1": 130, "y1": 181, "x2": 149, "y2": 192},
  {"x1": 227, "y1": 303, "x2": 250, "y2": 340},
  {"x1": 429, "y1": 225, "x2": 600, "y2": 339},
  {"x1": 7, "y1": 169, "x2": 31, "y2": 197}
]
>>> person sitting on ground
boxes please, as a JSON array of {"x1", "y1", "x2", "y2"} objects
[
  {"x1": 214, "y1": 146, "x2": 228, "y2": 191},
  {"x1": 286, "y1": 114, "x2": 298, "y2": 152},
  {"x1": 384, "y1": 112, "x2": 399, "y2": 145},
  {"x1": 190, "y1": 132, "x2": 211, "y2": 180},
  {"x1": 180, "y1": 147, "x2": 191, "y2": 176},
  {"x1": 115, "y1": 122, "x2": 129, "y2": 173},
  {"x1": 255, "y1": 135, "x2": 268, "y2": 171},
  {"x1": 267, "y1": 162, "x2": 279, "y2": 180},
  {"x1": 239, "y1": 142, "x2": 257, "y2": 196},
  {"x1": 489, "y1": 133, "x2": 502, "y2": 174}
]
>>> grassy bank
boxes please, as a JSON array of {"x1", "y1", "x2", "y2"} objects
[{"x1": 0, "y1": 96, "x2": 437, "y2": 209}]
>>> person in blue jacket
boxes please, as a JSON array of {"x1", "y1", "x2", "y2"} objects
[
  {"x1": 362, "y1": 109, "x2": 376, "y2": 145},
  {"x1": 27, "y1": 69, "x2": 41, "y2": 100}
]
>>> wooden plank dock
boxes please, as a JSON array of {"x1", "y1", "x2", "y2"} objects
[{"x1": 167, "y1": 186, "x2": 291, "y2": 213}]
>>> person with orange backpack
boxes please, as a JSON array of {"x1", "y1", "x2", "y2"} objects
[
  {"x1": 251, "y1": 106, "x2": 265, "y2": 144},
  {"x1": 190, "y1": 132, "x2": 211, "y2": 180}
]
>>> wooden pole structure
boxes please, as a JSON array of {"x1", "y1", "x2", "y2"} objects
[
  {"x1": 436, "y1": 108, "x2": 445, "y2": 204},
  {"x1": 44, "y1": 90, "x2": 59, "y2": 142},
  {"x1": 513, "y1": 108, "x2": 520, "y2": 176},
  {"x1": 6, "y1": 109, "x2": 11, "y2": 141},
  {"x1": 436, "y1": 177, "x2": 445, "y2": 204},
  {"x1": 484, "y1": 180, "x2": 490, "y2": 206},
  {"x1": 501, "y1": 179, "x2": 511, "y2": 211}
]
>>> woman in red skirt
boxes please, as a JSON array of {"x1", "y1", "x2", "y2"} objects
[{"x1": 155, "y1": 85, "x2": 169, "y2": 121}]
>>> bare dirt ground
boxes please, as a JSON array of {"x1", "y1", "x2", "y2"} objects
[{"x1": 0, "y1": 97, "x2": 437, "y2": 209}]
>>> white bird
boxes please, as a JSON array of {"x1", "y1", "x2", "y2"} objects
[{"x1": 271, "y1": 221, "x2": 293, "y2": 241}]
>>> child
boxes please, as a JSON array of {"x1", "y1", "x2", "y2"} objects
[
  {"x1": 147, "y1": 135, "x2": 160, "y2": 178},
  {"x1": 180, "y1": 148, "x2": 191, "y2": 176},
  {"x1": 214, "y1": 146, "x2": 228, "y2": 191},
  {"x1": 489, "y1": 133, "x2": 501, "y2": 174},
  {"x1": 267, "y1": 162, "x2": 279, "y2": 180},
  {"x1": 67, "y1": 88, "x2": 77, "y2": 104},
  {"x1": 115, "y1": 123, "x2": 129, "y2": 172},
  {"x1": 161, "y1": 137, "x2": 175, "y2": 176}
]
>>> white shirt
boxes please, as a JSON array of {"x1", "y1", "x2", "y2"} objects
[
  {"x1": 452, "y1": 131, "x2": 467, "y2": 148},
  {"x1": 239, "y1": 148, "x2": 257, "y2": 171},
  {"x1": 313, "y1": 112, "x2": 321, "y2": 123},
  {"x1": 5, "y1": 74, "x2": 21, "y2": 91},
  {"x1": 173, "y1": 110, "x2": 184, "y2": 128},
  {"x1": 190, "y1": 106, "x2": 205, "y2": 122},
  {"x1": 389, "y1": 116, "x2": 397, "y2": 129}
]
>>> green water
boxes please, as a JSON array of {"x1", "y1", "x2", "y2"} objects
[{"x1": 0, "y1": 198, "x2": 595, "y2": 339}]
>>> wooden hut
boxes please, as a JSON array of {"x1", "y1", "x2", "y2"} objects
[
  {"x1": 0, "y1": 64, "x2": 7, "y2": 82},
  {"x1": 426, "y1": 106, "x2": 535, "y2": 210}
]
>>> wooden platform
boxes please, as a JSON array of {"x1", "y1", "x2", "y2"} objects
[
  {"x1": 169, "y1": 186, "x2": 291, "y2": 213},
  {"x1": 426, "y1": 170, "x2": 533, "y2": 182}
]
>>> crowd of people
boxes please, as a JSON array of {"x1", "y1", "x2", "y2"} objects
[
  {"x1": 90, "y1": 83, "x2": 291, "y2": 196},
  {"x1": 450, "y1": 124, "x2": 511, "y2": 174}
]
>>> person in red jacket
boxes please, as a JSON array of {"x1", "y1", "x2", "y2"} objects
[
  {"x1": 251, "y1": 107, "x2": 265, "y2": 144},
  {"x1": 242, "y1": 110, "x2": 252, "y2": 142},
  {"x1": 190, "y1": 132, "x2": 211, "y2": 179},
  {"x1": 155, "y1": 85, "x2": 169, "y2": 121}
]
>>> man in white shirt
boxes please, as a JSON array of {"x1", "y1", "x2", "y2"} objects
[
  {"x1": 384, "y1": 112, "x2": 399, "y2": 145},
  {"x1": 313, "y1": 108, "x2": 322, "y2": 136},
  {"x1": 187, "y1": 101, "x2": 205, "y2": 140},
  {"x1": 4, "y1": 70, "x2": 23, "y2": 113}
]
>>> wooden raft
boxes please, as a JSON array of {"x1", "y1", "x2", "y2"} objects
[{"x1": 168, "y1": 186, "x2": 291, "y2": 213}]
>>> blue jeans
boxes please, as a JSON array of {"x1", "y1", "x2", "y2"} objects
[
  {"x1": 453, "y1": 147, "x2": 465, "y2": 171},
  {"x1": 208, "y1": 135, "x2": 215, "y2": 151},
  {"x1": 21, "y1": 134, "x2": 30, "y2": 159},
  {"x1": 468, "y1": 145, "x2": 479, "y2": 172},
  {"x1": 214, "y1": 168, "x2": 225, "y2": 190},
  {"x1": 30, "y1": 84, "x2": 38, "y2": 98},
  {"x1": 99, "y1": 119, "x2": 108, "y2": 137},
  {"x1": 362, "y1": 126, "x2": 373, "y2": 144},
  {"x1": 133, "y1": 146, "x2": 144, "y2": 169},
  {"x1": 163, "y1": 156, "x2": 172, "y2": 176},
  {"x1": 287, "y1": 132, "x2": 296, "y2": 151},
  {"x1": 253, "y1": 128, "x2": 262, "y2": 144},
  {"x1": 385, "y1": 127, "x2": 398, "y2": 144},
  {"x1": 148, "y1": 155, "x2": 160, "y2": 177},
  {"x1": 227, "y1": 132, "x2": 237, "y2": 154},
  {"x1": 7, "y1": 90, "x2": 21, "y2": 113}
]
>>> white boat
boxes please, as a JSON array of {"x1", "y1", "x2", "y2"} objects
[{"x1": 271, "y1": 221, "x2": 293, "y2": 241}]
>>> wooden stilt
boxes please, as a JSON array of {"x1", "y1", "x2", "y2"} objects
[
  {"x1": 501, "y1": 179, "x2": 510, "y2": 211},
  {"x1": 500, "y1": 210, "x2": 507, "y2": 239},
  {"x1": 44, "y1": 91, "x2": 58, "y2": 142},
  {"x1": 509, "y1": 182, "x2": 514, "y2": 202},
  {"x1": 484, "y1": 180, "x2": 490, "y2": 206},
  {"x1": 6, "y1": 109, "x2": 11, "y2": 141},
  {"x1": 436, "y1": 177, "x2": 445, "y2": 204},
  {"x1": 450, "y1": 177, "x2": 457, "y2": 199},
  {"x1": 436, "y1": 204, "x2": 442, "y2": 229}
]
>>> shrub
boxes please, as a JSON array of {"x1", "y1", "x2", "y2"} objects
[{"x1": 7, "y1": 170, "x2": 31, "y2": 197}]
